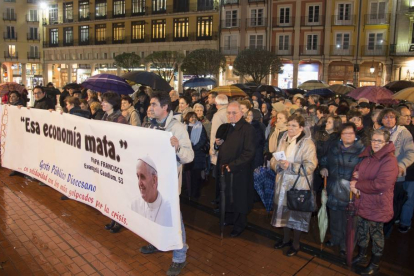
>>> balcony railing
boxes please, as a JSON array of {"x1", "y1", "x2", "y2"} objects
[
  {"x1": 79, "y1": 39, "x2": 90, "y2": 45},
  {"x1": 221, "y1": 19, "x2": 240, "y2": 28},
  {"x1": 26, "y1": 14, "x2": 39, "y2": 22},
  {"x1": 3, "y1": 13, "x2": 17, "y2": 21},
  {"x1": 3, "y1": 32, "x2": 17, "y2": 40},
  {"x1": 27, "y1": 0, "x2": 38, "y2": 3},
  {"x1": 248, "y1": 0, "x2": 265, "y2": 2},
  {"x1": 4, "y1": 51, "x2": 18, "y2": 59},
  {"x1": 221, "y1": 47, "x2": 239, "y2": 55},
  {"x1": 27, "y1": 52, "x2": 41, "y2": 60},
  {"x1": 27, "y1": 33, "x2": 40, "y2": 41},
  {"x1": 301, "y1": 16, "x2": 324, "y2": 26},
  {"x1": 245, "y1": 46, "x2": 267, "y2": 51},
  {"x1": 299, "y1": 45, "x2": 324, "y2": 56},
  {"x1": 272, "y1": 16, "x2": 295, "y2": 27},
  {"x1": 390, "y1": 44, "x2": 414, "y2": 56},
  {"x1": 330, "y1": 45, "x2": 355, "y2": 56},
  {"x1": 361, "y1": 45, "x2": 388, "y2": 56},
  {"x1": 272, "y1": 45, "x2": 293, "y2": 56},
  {"x1": 364, "y1": 13, "x2": 390, "y2": 25},
  {"x1": 246, "y1": 17, "x2": 267, "y2": 28},
  {"x1": 223, "y1": 0, "x2": 239, "y2": 4},
  {"x1": 331, "y1": 15, "x2": 355, "y2": 25}
]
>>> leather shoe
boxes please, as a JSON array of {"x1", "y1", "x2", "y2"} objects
[
  {"x1": 105, "y1": 221, "x2": 116, "y2": 230},
  {"x1": 274, "y1": 240, "x2": 292, "y2": 249},
  {"x1": 230, "y1": 229, "x2": 243, "y2": 237},
  {"x1": 110, "y1": 223, "x2": 122, "y2": 233},
  {"x1": 325, "y1": 240, "x2": 335, "y2": 247},
  {"x1": 286, "y1": 246, "x2": 299, "y2": 257}
]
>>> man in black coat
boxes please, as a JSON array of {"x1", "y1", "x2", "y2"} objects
[
  {"x1": 215, "y1": 102, "x2": 255, "y2": 237},
  {"x1": 33, "y1": 86, "x2": 55, "y2": 110},
  {"x1": 205, "y1": 92, "x2": 218, "y2": 121}
]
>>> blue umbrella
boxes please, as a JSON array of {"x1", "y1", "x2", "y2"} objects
[
  {"x1": 183, "y1": 77, "x2": 216, "y2": 88},
  {"x1": 253, "y1": 166, "x2": 276, "y2": 212},
  {"x1": 81, "y1": 74, "x2": 133, "y2": 95},
  {"x1": 305, "y1": 88, "x2": 335, "y2": 97}
]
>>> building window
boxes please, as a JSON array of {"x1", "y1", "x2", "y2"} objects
[
  {"x1": 96, "y1": 0, "x2": 107, "y2": 19},
  {"x1": 173, "y1": 18, "x2": 188, "y2": 41},
  {"x1": 132, "y1": 21, "x2": 145, "y2": 42},
  {"x1": 64, "y1": 27, "x2": 73, "y2": 45},
  {"x1": 6, "y1": 7, "x2": 16, "y2": 20},
  {"x1": 249, "y1": 34, "x2": 264, "y2": 49},
  {"x1": 368, "y1": 33, "x2": 383, "y2": 50},
  {"x1": 50, "y1": 28, "x2": 58, "y2": 45},
  {"x1": 278, "y1": 34, "x2": 289, "y2": 51},
  {"x1": 369, "y1": 1, "x2": 387, "y2": 23},
  {"x1": 8, "y1": 45, "x2": 16, "y2": 56},
  {"x1": 308, "y1": 5, "x2": 320, "y2": 23},
  {"x1": 338, "y1": 3, "x2": 351, "y2": 20},
  {"x1": 29, "y1": 27, "x2": 38, "y2": 40},
  {"x1": 29, "y1": 45, "x2": 39, "y2": 58},
  {"x1": 197, "y1": 16, "x2": 213, "y2": 39},
  {"x1": 28, "y1": 10, "x2": 38, "y2": 21},
  {"x1": 152, "y1": 19, "x2": 166, "y2": 41},
  {"x1": 113, "y1": 0, "x2": 125, "y2": 17},
  {"x1": 95, "y1": 24, "x2": 106, "y2": 43},
  {"x1": 174, "y1": 0, "x2": 189, "y2": 13},
  {"x1": 152, "y1": 0, "x2": 166, "y2": 13},
  {"x1": 306, "y1": 34, "x2": 318, "y2": 50},
  {"x1": 63, "y1": 2, "x2": 73, "y2": 23},
  {"x1": 79, "y1": 1, "x2": 90, "y2": 20},
  {"x1": 222, "y1": 34, "x2": 238, "y2": 55},
  {"x1": 6, "y1": 26, "x2": 16, "y2": 39},
  {"x1": 198, "y1": 0, "x2": 214, "y2": 11},
  {"x1": 225, "y1": 10, "x2": 238, "y2": 27},
  {"x1": 132, "y1": 0, "x2": 145, "y2": 14},
  {"x1": 249, "y1": 8, "x2": 264, "y2": 26},
  {"x1": 336, "y1": 33, "x2": 350, "y2": 49},
  {"x1": 113, "y1": 22, "x2": 125, "y2": 42},
  {"x1": 49, "y1": 4, "x2": 58, "y2": 23},
  {"x1": 279, "y1": 7, "x2": 290, "y2": 24},
  {"x1": 79, "y1": 25, "x2": 89, "y2": 44}
]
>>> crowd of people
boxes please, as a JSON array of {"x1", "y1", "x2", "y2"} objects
[{"x1": 5, "y1": 82, "x2": 414, "y2": 276}]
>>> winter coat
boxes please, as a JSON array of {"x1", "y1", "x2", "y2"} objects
[
  {"x1": 210, "y1": 105, "x2": 228, "y2": 165},
  {"x1": 251, "y1": 120, "x2": 265, "y2": 169},
  {"x1": 270, "y1": 130, "x2": 318, "y2": 232},
  {"x1": 199, "y1": 116, "x2": 212, "y2": 140},
  {"x1": 91, "y1": 109, "x2": 104, "y2": 120},
  {"x1": 34, "y1": 96, "x2": 55, "y2": 110},
  {"x1": 134, "y1": 100, "x2": 149, "y2": 123},
  {"x1": 69, "y1": 106, "x2": 91, "y2": 119},
  {"x1": 101, "y1": 110, "x2": 127, "y2": 124},
  {"x1": 356, "y1": 127, "x2": 370, "y2": 146},
  {"x1": 320, "y1": 140, "x2": 365, "y2": 210},
  {"x1": 216, "y1": 118, "x2": 256, "y2": 214},
  {"x1": 354, "y1": 142, "x2": 399, "y2": 223},
  {"x1": 314, "y1": 130, "x2": 340, "y2": 159},
  {"x1": 205, "y1": 104, "x2": 217, "y2": 121},
  {"x1": 123, "y1": 106, "x2": 141, "y2": 126},
  {"x1": 185, "y1": 124, "x2": 208, "y2": 170}
]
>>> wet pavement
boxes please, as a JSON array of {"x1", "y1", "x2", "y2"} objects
[{"x1": 0, "y1": 168, "x2": 410, "y2": 275}]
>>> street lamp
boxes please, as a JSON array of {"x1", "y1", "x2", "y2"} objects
[{"x1": 370, "y1": 64, "x2": 375, "y2": 74}]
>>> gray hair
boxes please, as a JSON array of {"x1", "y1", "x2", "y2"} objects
[
  {"x1": 215, "y1": 94, "x2": 229, "y2": 105},
  {"x1": 228, "y1": 101, "x2": 241, "y2": 110},
  {"x1": 193, "y1": 103, "x2": 204, "y2": 110},
  {"x1": 371, "y1": 129, "x2": 391, "y2": 142}
]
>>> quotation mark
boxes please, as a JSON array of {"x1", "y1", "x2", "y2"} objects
[
  {"x1": 21, "y1": 117, "x2": 25, "y2": 122},
  {"x1": 119, "y1": 140, "x2": 128, "y2": 149}
]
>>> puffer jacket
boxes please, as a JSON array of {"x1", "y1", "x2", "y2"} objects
[
  {"x1": 354, "y1": 142, "x2": 399, "y2": 223},
  {"x1": 320, "y1": 140, "x2": 365, "y2": 210}
]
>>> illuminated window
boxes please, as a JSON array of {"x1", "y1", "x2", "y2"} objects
[
  {"x1": 50, "y1": 28, "x2": 58, "y2": 45},
  {"x1": 197, "y1": 16, "x2": 212, "y2": 39},
  {"x1": 132, "y1": 21, "x2": 145, "y2": 42},
  {"x1": 63, "y1": 2, "x2": 73, "y2": 22},
  {"x1": 79, "y1": 1, "x2": 90, "y2": 20},
  {"x1": 152, "y1": 0, "x2": 166, "y2": 13},
  {"x1": 64, "y1": 27, "x2": 73, "y2": 45},
  {"x1": 113, "y1": 0, "x2": 125, "y2": 16},
  {"x1": 49, "y1": 4, "x2": 58, "y2": 23},
  {"x1": 28, "y1": 10, "x2": 38, "y2": 21},
  {"x1": 173, "y1": 18, "x2": 188, "y2": 41},
  {"x1": 95, "y1": 24, "x2": 106, "y2": 43},
  {"x1": 96, "y1": 0, "x2": 107, "y2": 18},
  {"x1": 152, "y1": 19, "x2": 165, "y2": 41},
  {"x1": 113, "y1": 22, "x2": 125, "y2": 42},
  {"x1": 8, "y1": 45, "x2": 16, "y2": 56},
  {"x1": 132, "y1": 0, "x2": 145, "y2": 14},
  {"x1": 79, "y1": 26, "x2": 89, "y2": 44}
]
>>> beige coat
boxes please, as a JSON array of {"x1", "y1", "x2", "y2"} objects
[
  {"x1": 270, "y1": 130, "x2": 317, "y2": 232},
  {"x1": 209, "y1": 105, "x2": 228, "y2": 165}
]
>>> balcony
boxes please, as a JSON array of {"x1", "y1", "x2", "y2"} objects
[
  {"x1": 113, "y1": 37, "x2": 126, "y2": 44},
  {"x1": 27, "y1": 52, "x2": 41, "y2": 60},
  {"x1": 301, "y1": 16, "x2": 324, "y2": 26},
  {"x1": 3, "y1": 13, "x2": 17, "y2": 21},
  {"x1": 3, "y1": 32, "x2": 17, "y2": 41},
  {"x1": 112, "y1": 11, "x2": 126, "y2": 18},
  {"x1": 390, "y1": 44, "x2": 414, "y2": 56},
  {"x1": 331, "y1": 15, "x2": 355, "y2": 26},
  {"x1": 95, "y1": 38, "x2": 110, "y2": 45},
  {"x1": 246, "y1": 17, "x2": 267, "y2": 28},
  {"x1": 79, "y1": 13, "x2": 91, "y2": 21},
  {"x1": 272, "y1": 45, "x2": 293, "y2": 56},
  {"x1": 364, "y1": 13, "x2": 390, "y2": 25},
  {"x1": 223, "y1": 0, "x2": 239, "y2": 4},
  {"x1": 248, "y1": 0, "x2": 265, "y2": 2},
  {"x1": 299, "y1": 45, "x2": 324, "y2": 56},
  {"x1": 361, "y1": 45, "x2": 388, "y2": 56},
  {"x1": 27, "y1": 33, "x2": 40, "y2": 41},
  {"x1": 194, "y1": 31, "x2": 218, "y2": 41},
  {"x1": 4, "y1": 51, "x2": 18, "y2": 60},
  {"x1": 245, "y1": 46, "x2": 267, "y2": 51},
  {"x1": 221, "y1": 19, "x2": 240, "y2": 29},
  {"x1": 63, "y1": 40, "x2": 74, "y2": 46},
  {"x1": 26, "y1": 14, "x2": 39, "y2": 23},
  {"x1": 330, "y1": 45, "x2": 355, "y2": 56},
  {"x1": 272, "y1": 16, "x2": 295, "y2": 27},
  {"x1": 43, "y1": 41, "x2": 61, "y2": 48},
  {"x1": 27, "y1": 0, "x2": 38, "y2": 3},
  {"x1": 221, "y1": 47, "x2": 239, "y2": 55}
]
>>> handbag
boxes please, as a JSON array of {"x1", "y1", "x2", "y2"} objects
[{"x1": 286, "y1": 164, "x2": 317, "y2": 212}]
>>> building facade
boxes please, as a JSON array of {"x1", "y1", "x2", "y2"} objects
[
  {"x1": 0, "y1": 0, "x2": 43, "y2": 87},
  {"x1": 41, "y1": 0, "x2": 219, "y2": 91}
]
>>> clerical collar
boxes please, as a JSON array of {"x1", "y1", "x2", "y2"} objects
[
  {"x1": 231, "y1": 123, "x2": 235, "y2": 127},
  {"x1": 147, "y1": 193, "x2": 162, "y2": 209}
]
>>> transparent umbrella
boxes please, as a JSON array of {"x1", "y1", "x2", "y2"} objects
[{"x1": 318, "y1": 178, "x2": 328, "y2": 250}]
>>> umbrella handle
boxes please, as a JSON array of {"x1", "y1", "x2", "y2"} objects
[
  {"x1": 221, "y1": 164, "x2": 228, "y2": 175},
  {"x1": 324, "y1": 177, "x2": 327, "y2": 189}
]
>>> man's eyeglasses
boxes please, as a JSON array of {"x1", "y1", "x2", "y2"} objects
[
  {"x1": 383, "y1": 116, "x2": 396, "y2": 120},
  {"x1": 371, "y1": 139, "x2": 385, "y2": 144}
]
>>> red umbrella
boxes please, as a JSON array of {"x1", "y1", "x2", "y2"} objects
[
  {"x1": 347, "y1": 86, "x2": 398, "y2": 104},
  {"x1": 346, "y1": 191, "x2": 357, "y2": 267},
  {"x1": 0, "y1": 82, "x2": 25, "y2": 97}
]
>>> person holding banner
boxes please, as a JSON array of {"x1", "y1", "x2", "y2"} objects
[
  {"x1": 140, "y1": 91, "x2": 194, "y2": 276},
  {"x1": 33, "y1": 86, "x2": 55, "y2": 111}
]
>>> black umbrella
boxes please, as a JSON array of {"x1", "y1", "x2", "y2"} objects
[
  {"x1": 384, "y1": 80, "x2": 414, "y2": 93},
  {"x1": 122, "y1": 71, "x2": 172, "y2": 92},
  {"x1": 284, "y1": 88, "x2": 306, "y2": 96},
  {"x1": 63, "y1": 82, "x2": 81, "y2": 90},
  {"x1": 256, "y1": 85, "x2": 284, "y2": 96},
  {"x1": 231, "y1": 84, "x2": 252, "y2": 95}
]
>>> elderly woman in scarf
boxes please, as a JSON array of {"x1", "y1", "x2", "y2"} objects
[{"x1": 183, "y1": 112, "x2": 208, "y2": 200}]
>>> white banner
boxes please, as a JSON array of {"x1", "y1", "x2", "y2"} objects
[{"x1": 0, "y1": 105, "x2": 183, "y2": 251}]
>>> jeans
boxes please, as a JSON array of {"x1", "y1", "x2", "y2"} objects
[
  {"x1": 172, "y1": 212, "x2": 188, "y2": 263},
  {"x1": 401, "y1": 181, "x2": 414, "y2": 227}
]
